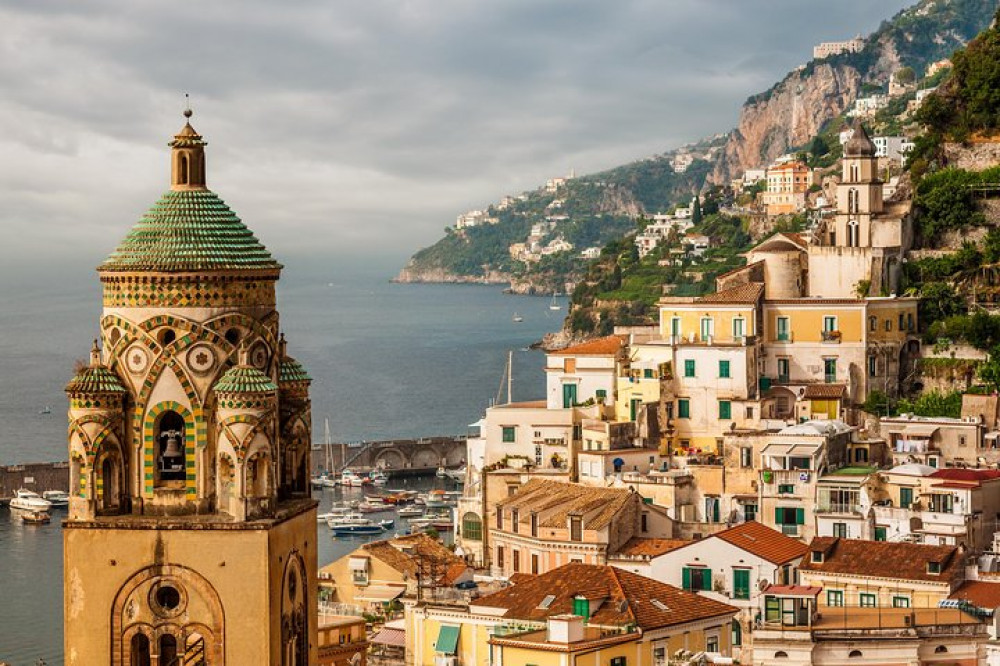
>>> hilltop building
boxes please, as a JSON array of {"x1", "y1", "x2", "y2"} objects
[
  {"x1": 63, "y1": 113, "x2": 317, "y2": 664},
  {"x1": 813, "y1": 35, "x2": 864, "y2": 60}
]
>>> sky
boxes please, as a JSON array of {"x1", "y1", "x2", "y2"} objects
[{"x1": 0, "y1": 0, "x2": 913, "y2": 280}]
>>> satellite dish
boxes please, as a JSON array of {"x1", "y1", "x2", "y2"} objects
[{"x1": 758, "y1": 579, "x2": 770, "y2": 592}]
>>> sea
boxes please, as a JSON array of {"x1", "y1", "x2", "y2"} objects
[{"x1": 0, "y1": 256, "x2": 565, "y2": 665}]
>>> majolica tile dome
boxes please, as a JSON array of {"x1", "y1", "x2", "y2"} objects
[{"x1": 99, "y1": 112, "x2": 281, "y2": 274}]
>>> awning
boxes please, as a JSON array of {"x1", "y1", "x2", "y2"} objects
[
  {"x1": 348, "y1": 556, "x2": 369, "y2": 571},
  {"x1": 355, "y1": 585, "x2": 406, "y2": 603},
  {"x1": 889, "y1": 423, "x2": 940, "y2": 438},
  {"x1": 371, "y1": 627, "x2": 406, "y2": 648},
  {"x1": 760, "y1": 443, "x2": 794, "y2": 457},
  {"x1": 435, "y1": 625, "x2": 460, "y2": 655}
]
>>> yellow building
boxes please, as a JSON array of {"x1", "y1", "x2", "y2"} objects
[
  {"x1": 797, "y1": 538, "x2": 965, "y2": 610},
  {"x1": 316, "y1": 615, "x2": 368, "y2": 666},
  {"x1": 406, "y1": 563, "x2": 738, "y2": 666},
  {"x1": 62, "y1": 113, "x2": 317, "y2": 665},
  {"x1": 762, "y1": 161, "x2": 814, "y2": 217}
]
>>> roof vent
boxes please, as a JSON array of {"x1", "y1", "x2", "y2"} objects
[
  {"x1": 651, "y1": 599, "x2": 670, "y2": 611},
  {"x1": 537, "y1": 594, "x2": 556, "y2": 610}
]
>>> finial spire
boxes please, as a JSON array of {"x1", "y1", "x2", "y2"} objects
[
  {"x1": 169, "y1": 97, "x2": 207, "y2": 191},
  {"x1": 183, "y1": 93, "x2": 193, "y2": 120},
  {"x1": 90, "y1": 339, "x2": 101, "y2": 367}
]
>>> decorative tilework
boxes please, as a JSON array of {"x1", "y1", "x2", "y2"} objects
[
  {"x1": 102, "y1": 274, "x2": 277, "y2": 308},
  {"x1": 219, "y1": 413, "x2": 271, "y2": 462}
]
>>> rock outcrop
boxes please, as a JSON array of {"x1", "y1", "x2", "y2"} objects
[{"x1": 393, "y1": 264, "x2": 511, "y2": 285}]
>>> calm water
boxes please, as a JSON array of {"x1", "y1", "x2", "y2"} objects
[{"x1": 0, "y1": 258, "x2": 565, "y2": 664}]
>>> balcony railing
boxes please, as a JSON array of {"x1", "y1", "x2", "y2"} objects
[
  {"x1": 816, "y1": 502, "x2": 862, "y2": 515},
  {"x1": 821, "y1": 330, "x2": 842, "y2": 343}
]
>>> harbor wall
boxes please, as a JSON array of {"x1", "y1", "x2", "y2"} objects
[{"x1": 0, "y1": 461, "x2": 69, "y2": 499}]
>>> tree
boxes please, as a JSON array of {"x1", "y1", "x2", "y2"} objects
[
  {"x1": 894, "y1": 66, "x2": 915, "y2": 85},
  {"x1": 919, "y1": 282, "x2": 965, "y2": 326},
  {"x1": 980, "y1": 348, "x2": 1000, "y2": 393},
  {"x1": 809, "y1": 135, "x2": 830, "y2": 159},
  {"x1": 691, "y1": 195, "x2": 702, "y2": 225}
]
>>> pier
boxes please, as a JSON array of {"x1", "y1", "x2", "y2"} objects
[{"x1": 311, "y1": 435, "x2": 467, "y2": 478}]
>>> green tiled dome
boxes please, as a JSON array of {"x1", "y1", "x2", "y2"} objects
[
  {"x1": 99, "y1": 190, "x2": 282, "y2": 273},
  {"x1": 279, "y1": 357, "x2": 311, "y2": 384},
  {"x1": 65, "y1": 366, "x2": 128, "y2": 395},
  {"x1": 213, "y1": 365, "x2": 278, "y2": 394}
]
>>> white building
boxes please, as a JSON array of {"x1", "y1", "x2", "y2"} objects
[
  {"x1": 580, "y1": 247, "x2": 601, "y2": 260},
  {"x1": 848, "y1": 94, "x2": 889, "y2": 118},
  {"x1": 813, "y1": 35, "x2": 864, "y2": 60},
  {"x1": 873, "y1": 136, "x2": 914, "y2": 162},
  {"x1": 544, "y1": 336, "x2": 624, "y2": 410}
]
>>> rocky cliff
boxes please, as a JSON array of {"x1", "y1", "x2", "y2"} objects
[{"x1": 393, "y1": 264, "x2": 511, "y2": 285}]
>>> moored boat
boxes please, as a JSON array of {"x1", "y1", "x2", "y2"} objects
[
  {"x1": 369, "y1": 470, "x2": 388, "y2": 486},
  {"x1": 397, "y1": 506, "x2": 424, "y2": 518},
  {"x1": 380, "y1": 518, "x2": 395, "y2": 529},
  {"x1": 41, "y1": 490, "x2": 70, "y2": 507},
  {"x1": 10, "y1": 489, "x2": 52, "y2": 511},
  {"x1": 21, "y1": 510, "x2": 50, "y2": 524},
  {"x1": 340, "y1": 469, "x2": 366, "y2": 487}
]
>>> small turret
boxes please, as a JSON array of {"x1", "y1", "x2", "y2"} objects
[{"x1": 170, "y1": 102, "x2": 208, "y2": 191}]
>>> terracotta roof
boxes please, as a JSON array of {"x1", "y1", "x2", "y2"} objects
[
  {"x1": 550, "y1": 335, "x2": 626, "y2": 356},
  {"x1": 362, "y1": 533, "x2": 470, "y2": 586},
  {"x1": 714, "y1": 260, "x2": 764, "y2": 280},
  {"x1": 695, "y1": 283, "x2": 764, "y2": 305},
  {"x1": 613, "y1": 538, "x2": 691, "y2": 558},
  {"x1": 930, "y1": 469, "x2": 1000, "y2": 483},
  {"x1": 950, "y1": 581, "x2": 1000, "y2": 610},
  {"x1": 765, "y1": 584, "x2": 822, "y2": 597},
  {"x1": 798, "y1": 537, "x2": 964, "y2": 583},
  {"x1": 496, "y1": 479, "x2": 634, "y2": 531},
  {"x1": 802, "y1": 384, "x2": 847, "y2": 400},
  {"x1": 750, "y1": 233, "x2": 808, "y2": 253},
  {"x1": 711, "y1": 521, "x2": 808, "y2": 564},
  {"x1": 508, "y1": 573, "x2": 537, "y2": 586},
  {"x1": 474, "y1": 563, "x2": 737, "y2": 630}
]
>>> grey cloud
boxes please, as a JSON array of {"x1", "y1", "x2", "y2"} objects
[{"x1": 0, "y1": 0, "x2": 911, "y2": 272}]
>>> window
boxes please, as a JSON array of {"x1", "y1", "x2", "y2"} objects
[
  {"x1": 641, "y1": 513, "x2": 648, "y2": 532},
  {"x1": 502, "y1": 426, "x2": 515, "y2": 443},
  {"x1": 512, "y1": 550, "x2": 520, "y2": 573},
  {"x1": 929, "y1": 493, "x2": 954, "y2": 513},
  {"x1": 534, "y1": 444, "x2": 542, "y2": 467},
  {"x1": 899, "y1": 313, "x2": 905, "y2": 330},
  {"x1": 643, "y1": 368, "x2": 654, "y2": 379},
  {"x1": 719, "y1": 360, "x2": 731, "y2": 378},
  {"x1": 511, "y1": 510, "x2": 519, "y2": 533},
  {"x1": 869, "y1": 315, "x2": 877, "y2": 331},
  {"x1": 928, "y1": 561, "x2": 941, "y2": 574},
  {"x1": 678, "y1": 399, "x2": 690, "y2": 419},
  {"x1": 907, "y1": 313, "x2": 914, "y2": 331},
  {"x1": 700, "y1": 317, "x2": 714, "y2": 340},
  {"x1": 719, "y1": 400, "x2": 732, "y2": 420},
  {"x1": 778, "y1": 484, "x2": 795, "y2": 494},
  {"x1": 742, "y1": 503, "x2": 757, "y2": 522},
  {"x1": 496, "y1": 509, "x2": 504, "y2": 530},
  {"x1": 892, "y1": 596, "x2": 910, "y2": 608},
  {"x1": 777, "y1": 357, "x2": 790, "y2": 383},
  {"x1": 860, "y1": 593, "x2": 877, "y2": 608},
  {"x1": 572, "y1": 596, "x2": 590, "y2": 618},
  {"x1": 682, "y1": 567, "x2": 712, "y2": 591},
  {"x1": 562, "y1": 383, "x2": 577, "y2": 408},
  {"x1": 610, "y1": 658, "x2": 627, "y2": 666},
  {"x1": 833, "y1": 522, "x2": 847, "y2": 538},
  {"x1": 875, "y1": 526, "x2": 887, "y2": 541},
  {"x1": 733, "y1": 317, "x2": 746, "y2": 340},
  {"x1": 823, "y1": 315, "x2": 837, "y2": 332},
  {"x1": 811, "y1": 551, "x2": 824, "y2": 563},
  {"x1": 885, "y1": 319, "x2": 892, "y2": 331},
  {"x1": 959, "y1": 435, "x2": 967, "y2": 447},
  {"x1": 706, "y1": 635, "x2": 719, "y2": 653},
  {"x1": 155, "y1": 410, "x2": 187, "y2": 485},
  {"x1": 570, "y1": 516, "x2": 582, "y2": 541},
  {"x1": 654, "y1": 647, "x2": 667, "y2": 666},
  {"x1": 849, "y1": 650, "x2": 863, "y2": 658},
  {"x1": 670, "y1": 317, "x2": 681, "y2": 338},
  {"x1": 530, "y1": 513, "x2": 538, "y2": 537},
  {"x1": 868, "y1": 355, "x2": 877, "y2": 377},
  {"x1": 684, "y1": 359, "x2": 696, "y2": 377},
  {"x1": 731, "y1": 620, "x2": 742, "y2": 646},
  {"x1": 496, "y1": 547, "x2": 504, "y2": 568},
  {"x1": 774, "y1": 507, "x2": 805, "y2": 535},
  {"x1": 899, "y1": 486, "x2": 913, "y2": 508},
  {"x1": 827, "y1": 590, "x2": 844, "y2": 607},
  {"x1": 824, "y1": 358, "x2": 837, "y2": 383},
  {"x1": 776, "y1": 316, "x2": 790, "y2": 341},
  {"x1": 531, "y1": 554, "x2": 539, "y2": 574},
  {"x1": 461, "y1": 513, "x2": 482, "y2": 541},
  {"x1": 596, "y1": 389, "x2": 607, "y2": 401},
  {"x1": 740, "y1": 448, "x2": 752, "y2": 468},
  {"x1": 765, "y1": 596, "x2": 780, "y2": 622}
]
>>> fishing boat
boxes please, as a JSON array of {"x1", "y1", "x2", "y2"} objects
[
  {"x1": 549, "y1": 294, "x2": 561, "y2": 311},
  {"x1": 317, "y1": 506, "x2": 352, "y2": 523},
  {"x1": 379, "y1": 518, "x2": 395, "y2": 529},
  {"x1": 512, "y1": 312, "x2": 524, "y2": 323},
  {"x1": 397, "y1": 506, "x2": 424, "y2": 518},
  {"x1": 329, "y1": 516, "x2": 386, "y2": 536},
  {"x1": 358, "y1": 500, "x2": 393, "y2": 514},
  {"x1": 10, "y1": 489, "x2": 52, "y2": 511},
  {"x1": 369, "y1": 470, "x2": 388, "y2": 486},
  {"x1": 41, "y1": 490, "x2": 70, "y2": 507},
  {"x1": 21, "y1": 510, "x2": 50, "y2": 524}
]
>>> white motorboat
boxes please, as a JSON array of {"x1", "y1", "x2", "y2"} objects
[
  {"x1": 369, "y1": 470, "x2": 388, "y2": 486},
  {"x1": 41, "y1": 490, "x2": 70, "y2": 507},
  {"x1": 10, "y1": 489, "x2": 52, "y2": 511},
  {"x1": 340, "y1": 469, "x2": 366, "y2": 487},
  {"x1": 397, "y1": 506, "x2": 424, "y2": 518},
  {"x1": 317, "y1": 506, "x2": 352, "y2": 523},
  {"x1": 512, "y1": 312, "x2": 524, "y2": 323},
  {"x1": 549, "y1": 294, "x2": 562, "y2": 311},
  {"x1": 442, "y1": 467, "x2": 466, "y2": 483}
]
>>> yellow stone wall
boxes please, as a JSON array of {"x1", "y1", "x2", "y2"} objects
[
  {"x1": 764, "y1": 305, "x2": 863, "y2": 343},
  {"x1": 659, "y1": 306, "x2": 756, "y2": 342}
]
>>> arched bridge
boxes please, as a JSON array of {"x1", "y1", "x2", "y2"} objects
[{"x1": 311, "y1": 435, "x2": 467, "y2": 478}]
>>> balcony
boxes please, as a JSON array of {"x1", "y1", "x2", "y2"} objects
[
  {"x1": 815, "y1": 502, "x2": 862, "y2": 516},
  {"x1": 821, "y1": 330, "x2": 842, "y2": 343}
]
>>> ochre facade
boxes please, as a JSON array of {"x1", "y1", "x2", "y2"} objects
[{"x1": 64, "y1": 114, "x2": 318, "y2": 665}]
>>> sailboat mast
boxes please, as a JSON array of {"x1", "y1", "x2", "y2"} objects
[
  {"x1": 507, "y1": 350, "x2": 513, "y2": 405},
  {"x1": 324, "y1": 418, "x2": 332, "y2": 471}
]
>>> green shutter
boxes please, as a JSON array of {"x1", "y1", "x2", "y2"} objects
[
  {"x1": 875, "y1": 526, "x2": 887, "y2": 541},
  {"x1": 900, "y1": 487, "x2": 913, "y2": 507},
  {"x1": 682, "y1": 567, "x2": 691, "y2": 590},
  {"x1": 795, "y1": 508, "x2": 805, "y2": 525},
  {"x1": 678, "y1": 399, "x2": 690, "y2": 419},
  {"x1": 684, "y1": 359, "x2": 695, "y2": 377},
  {"x1": 774, "y1": 507, "x2": 783, "y2": 524},
  {"x1": 719, "y1": 400, "x2": 731, "y2": 419},
  {"x1": 734, "y1": 569, "x2": 750, "y2": 600},
  {"x1": 703, "y1": 569, "x2": 712, "y2": 591},
  {"x1": 719, "y1": 360, "x2": 730, "y2": 378}
]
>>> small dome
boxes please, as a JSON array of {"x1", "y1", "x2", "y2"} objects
[
  {"x1": 65, "y1": 366, "x2": 127, "y2": 395},
  {"x1": 844, "y1": 120, "x2": 875, "y2": 157},
  {"x1": 279, "y1": 357, "x2": 311, "y2": 385},
  {"x1": 213, "y1": 365, "x2": 278, "y2": 394}
]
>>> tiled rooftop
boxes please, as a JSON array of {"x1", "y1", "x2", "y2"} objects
[
  {"x1": 496, "y1": 479, "x2": 633, "y2": 531},
  {"x1": 711, "y1": 521, "x2": 808, "y2": 565},
  {"x1": 799, "y1": 537, "x2": 963, "y2": 583}
]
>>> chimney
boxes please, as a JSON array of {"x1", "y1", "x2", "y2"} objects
[{"x1": 547, "y1": 614, "x2": 584, "y2": 644}]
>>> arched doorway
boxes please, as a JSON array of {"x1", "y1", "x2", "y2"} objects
[{"x1": 130, "y1": 633, "x2": 151, "y2": 666}]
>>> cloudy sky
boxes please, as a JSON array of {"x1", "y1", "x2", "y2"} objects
[{"x1": 0, "y1": 0, "x2": 911, "y2": 277}]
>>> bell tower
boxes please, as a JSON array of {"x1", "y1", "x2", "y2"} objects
[{"x1": 63, "y1": 111, "x2": 318, "y2": 665}]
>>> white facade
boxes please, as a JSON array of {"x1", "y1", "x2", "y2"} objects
[
  {"x1": 813, "y1": 35, "x2": 864, "y2": 60},
  {"x1": 545, "y1": 350, "x2": 619, "y2": 410},
  {"x1": 873, "y1": 136, "x2": 914, "y2": 162}
]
